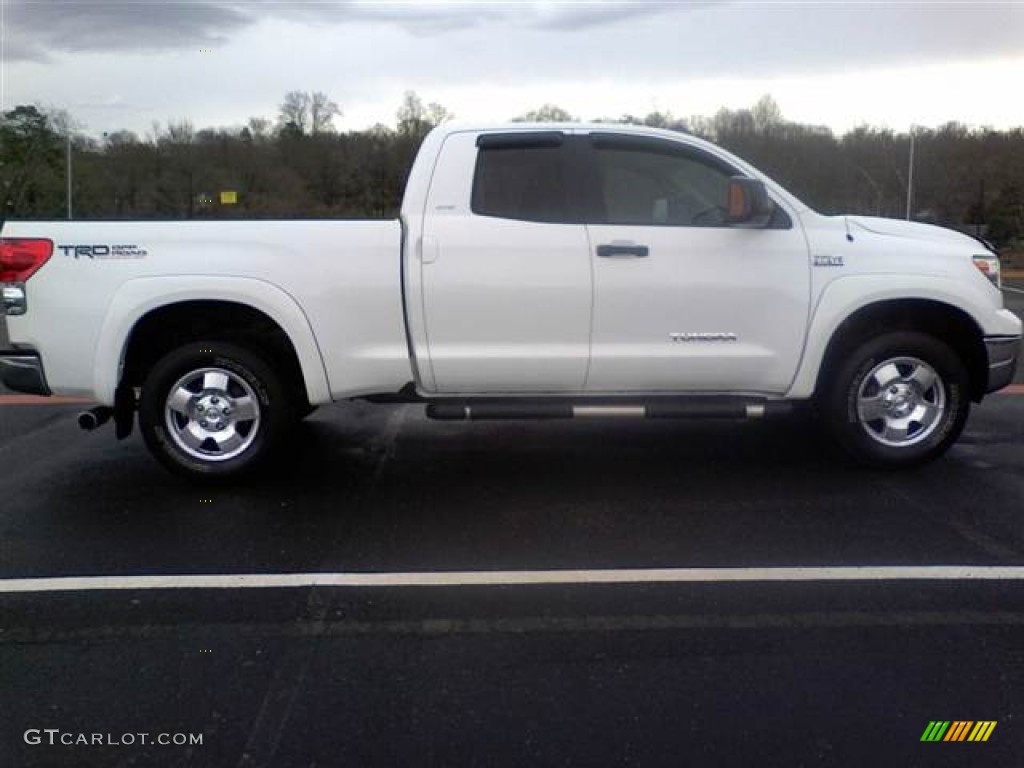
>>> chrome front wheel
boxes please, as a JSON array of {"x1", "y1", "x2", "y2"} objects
[
  {"x1": 823, "y1": 331, "x2": 969, "y2": 468},
  {"x1": 855, "y1": 357, "x2": 946, "y2": 448}
]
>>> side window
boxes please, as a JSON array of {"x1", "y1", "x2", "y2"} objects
[
  {"x1": 471, "y1": 137, "x2": 569, "y2": 224},
  {"x1": 591, "y1": 136, "x2": 738, "y2": 227}
]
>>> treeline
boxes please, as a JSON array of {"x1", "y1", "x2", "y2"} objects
[{"x1": 2, "y1": 92, "x2": 1022, "y2": 247}]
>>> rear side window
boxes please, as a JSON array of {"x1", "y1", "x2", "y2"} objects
[{"x1": 471, "y1": 136, "x2": 570, "y2": 224}]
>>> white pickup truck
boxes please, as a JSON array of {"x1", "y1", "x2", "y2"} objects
[{"x1": 1, "y1": 123, "x2": 1020, "y2": 479}]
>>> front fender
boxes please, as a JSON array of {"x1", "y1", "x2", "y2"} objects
[
  {"x1": 787, "y1": 274, "x2": 998, "y2": 399},
  {"x1": 94, "y1": 275, "x2": 331, "y2": 405}
]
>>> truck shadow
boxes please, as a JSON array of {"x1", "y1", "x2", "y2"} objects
[{"x1": 8, "y1": 402, "x2": 1016, "y2": 577}]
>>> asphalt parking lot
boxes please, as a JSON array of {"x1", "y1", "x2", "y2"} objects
[{"x1": 1, "y1": 285, "x2": 1023, "y2": 767}]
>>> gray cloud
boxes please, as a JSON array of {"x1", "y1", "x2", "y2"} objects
[
  {"x1": 8, "y1": 0, "x2": 1022, "y2": 77},
  {"x1": 289, "y1": 2, "x2": 1021, "y2": 89},
  {"x1": 6, "y1": 0, "x2": 680, "y2": 61},
  {"x1": 3, "y1": 35, "x2": 47, "y2": 63},
  {"x1": 524, "y1": 1, "x2": 709, "y2": 31},
  {"x1": 8, "y1": 0, "x2": 242, "y2": 61}
]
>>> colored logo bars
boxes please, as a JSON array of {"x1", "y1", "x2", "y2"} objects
[{"x1": 921, "y1": 721, "x2": 997, "y2": 742}]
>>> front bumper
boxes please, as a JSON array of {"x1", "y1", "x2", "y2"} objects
[
  {"x1": 0, "y1": 350, "x2": 50, "y2": 396},
  {"x1": 984, "y1": 336, "x2": 1021, "y2": 393}
]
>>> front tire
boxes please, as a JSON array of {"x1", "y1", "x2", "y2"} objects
[
  {"x1": 139, "y1": 341, "x2": 293, "y2": 480},
  {"x1": 822, "y1": 331, "x2": 970, "y2": 468}
]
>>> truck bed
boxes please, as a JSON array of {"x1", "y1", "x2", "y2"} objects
[{"x1": 2, "y1": 220, "x2": 413, "y2": 402}]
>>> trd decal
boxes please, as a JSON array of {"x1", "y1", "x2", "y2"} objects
[{"x1": 57, "y1": 244, "x2": 148, "y2": 260}]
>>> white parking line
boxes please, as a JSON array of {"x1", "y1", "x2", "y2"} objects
[
  {"x1": 1002, "y1": 285, "x2": 1024, "y2": 294},
  {"x1": 3, "y1": 566, "x2": 1024, "y2": 593}
]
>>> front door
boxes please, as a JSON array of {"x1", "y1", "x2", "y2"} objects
[{"x1": 581, "y1": 133, "x2": 811, "y2": 393}]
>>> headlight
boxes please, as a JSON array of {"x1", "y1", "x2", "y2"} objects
[{"x1": 973, "y1": 255, "x2": 1001, "y2": 289}]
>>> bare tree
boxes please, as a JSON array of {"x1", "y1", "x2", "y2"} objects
[
  {"x1": 310, "y1": 91, "x2": 341, "y2": 134},
  {"x1": 751, "y1": 94, "x2": 783, "y2": 134},
  {"x1": 165, "y1": 119, "x2": 194, "y2": 144},
  {"x1": 103, "y1": 130, "x2": 139, "y2": 147},
  {"x1": 396, "y1": 90, "x2": 426, "y2": 135},
  {"x1": 426, "y1": 102, "x2": 454, "y2": 126},
  {"x1": 278, "y1": 91, "x2": 311, "y2": 135},
  {"x1": 44, "y1": 106, "x2": 81, "y2": 137},
  {"x1": 512, "y1": 104, "x2": 575, "y2": 122},
  {"x1": 395, "y1": 91, "x2": 453, "y2": 139},
  {"x1": 247, "y1": 117, "x2": 272, "y2": 141},
  {"x1": 517, "y1": 104, "x2": 573, "y2": 122}
]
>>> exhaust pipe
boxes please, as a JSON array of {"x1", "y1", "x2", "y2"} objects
[{"x1": 78, "y1": 406, "x2": 114, "y2": 431}]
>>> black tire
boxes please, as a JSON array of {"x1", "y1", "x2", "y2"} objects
[
  {"x1": 822, "y1": 331, "x2": 970, "y2": 468},
  {"x1": 139, "y1": 341, "x2": 294, "y2": 480}
]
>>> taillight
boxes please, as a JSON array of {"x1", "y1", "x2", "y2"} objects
[{"x1": 0, "y1": 238, "x2": 54, "y2": 282}]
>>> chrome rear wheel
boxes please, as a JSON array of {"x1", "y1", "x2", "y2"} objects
[
  {"x1": 140, "y1": 341, "x2": 292, "y2": 480},
  {"x1": 164, "y1": 367, "x2": 262, "y2": 462}
]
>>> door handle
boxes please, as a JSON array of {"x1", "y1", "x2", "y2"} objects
[{"x1": 596, "y1": 243, "x2": 649, "y2": 258}]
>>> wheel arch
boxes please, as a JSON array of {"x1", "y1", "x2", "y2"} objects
[
  {"x1": 813, "y1": 298, "x2": 988, "y2": 402},
  {"x1": 95, "y1": 277, "x2": 331, "y2": 405}
]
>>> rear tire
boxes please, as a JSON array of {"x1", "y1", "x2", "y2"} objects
[
  {"x1": 139, "y1": 341, "x2": 293, "y2": 480},
  {"x1": 822, "y1": 331, "x2": 969, "y2": 468}
]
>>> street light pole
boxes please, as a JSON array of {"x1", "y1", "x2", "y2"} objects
[
  {"x1": 905, "y1": 129, "x2": 915, "y2": 221},
  {"x1": 66, "y1": 132, "x2": 73, "y2": 220}
]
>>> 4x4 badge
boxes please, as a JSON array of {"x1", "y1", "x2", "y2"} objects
[{"x1": 813, "y1": 254, "x2": 844, "y2": 267}]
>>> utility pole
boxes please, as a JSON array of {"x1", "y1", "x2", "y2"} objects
[
  {"x1": 905, "y1": 128, "x2": 915, "y2": 221},
  {"x1": 66, "y1": 132, "x2": 73, "y2": 220}
]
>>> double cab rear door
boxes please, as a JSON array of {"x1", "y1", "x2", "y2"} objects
[{"x1": 415, "y1": 129, "x2": 811, "y2": 395}]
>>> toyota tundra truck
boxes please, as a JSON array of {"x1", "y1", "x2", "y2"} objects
[{"x1": 1, "y1": 123, "x2": 1020, "y2": 479}]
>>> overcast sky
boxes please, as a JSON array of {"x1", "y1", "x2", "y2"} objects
[{"x1": 3, "y1": 0, "x2": 1023, "y2": 137}]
